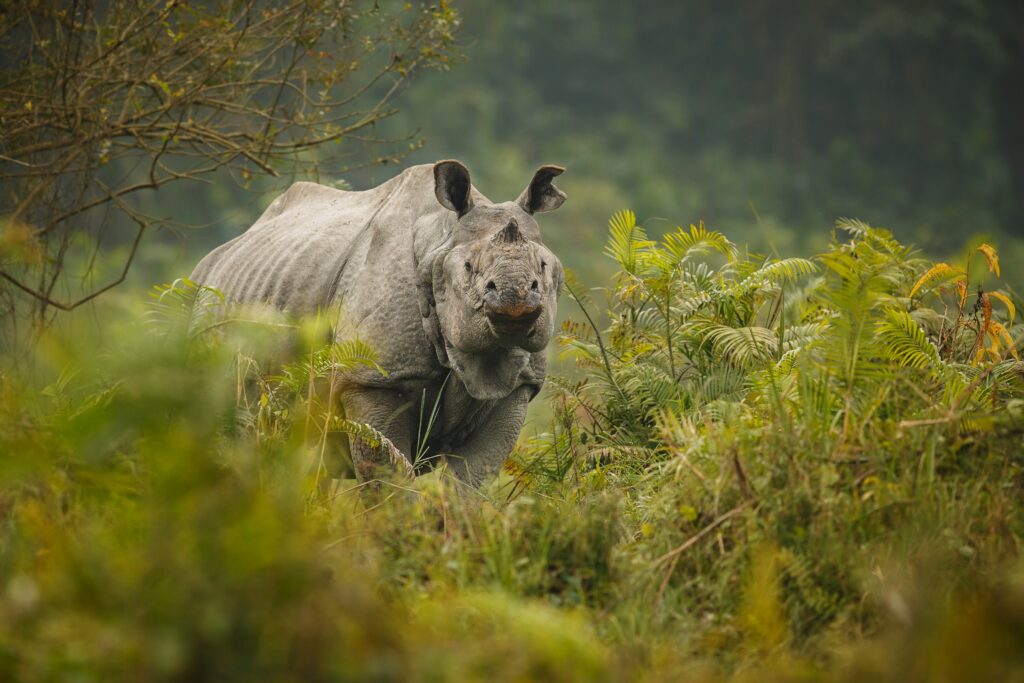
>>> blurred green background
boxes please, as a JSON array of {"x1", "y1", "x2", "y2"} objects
[{"x1": 147, "y1": 0, "x2": 1024, "y2": 295}]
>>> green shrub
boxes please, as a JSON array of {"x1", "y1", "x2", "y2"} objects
[{"x1": 514, "y1": 212, "x2": 1023, "y2": 666}]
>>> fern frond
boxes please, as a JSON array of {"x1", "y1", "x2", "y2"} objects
[
  {"x1": 277, "y1": 339, "x2": 384, "y2": 391},
  {"x1": 909, "y1": 263, "x2": 965, "y2": 298},
  {"x1": 585, "y1": 445, "x2": 656, "y2": 464},
  {"x1": 604, "y1": 209, "x2": 653, "y2": 275},
  {"x1": 146, "y1": 278, "x2": 225, "y2": 336},
  {"x1": 681, "y1": 262, "x2": 718, "y2": 293},
  {"x1": 560, "y1": 318, "x2": 596, "y2": 344},
  {"x1": 617, "y1": 362, "x2": 682, "y2": 417},
  {"x1": 694, "y1": 364, "x2": 748, "y2": 404},
  {"x1": 331, "y1": 338, "x2": 386, "y2": 374},
  {"x1": 702, "y1": 324, "x2": 777, "y2": 367},
  {"x1": 876, "y1": 309, "x2": 941, "y2": 373},
  {"x1": 835, "y1": 217, "x2": 871, "y2": 239},
  {"x1": 990, "y1": 360, "x2": 1024, "y2": 387},
  {"x1": 650, "y1": 222, "x2": 736, "y2": 275},
  {"x1": 329, "y1": 418, "x2": 414, "y2": 478},
  {"x1": 736, "y1": 257, "x2": 818, "y2": 294},
  {"x1": 782, "y1": 321, "x2": 825, "y2": 352}
]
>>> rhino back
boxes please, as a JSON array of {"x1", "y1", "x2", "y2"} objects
[
  {"x1": 328, "y1": 166, "x2": 492, "y2": 385},
  {"x1": 191, "y1": 168, "x2": 427, "y2": 315},
  {"x1": 191, "y1": 165, "x2": 455, "y2": 384}
]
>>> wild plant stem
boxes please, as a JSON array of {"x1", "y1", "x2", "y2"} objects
[
  {"x1": 565, "y1": 279, "x2": 627, "y2": 401},
  {"x1": 665, "y1": 285, "x2": 675, "y2": 378}
]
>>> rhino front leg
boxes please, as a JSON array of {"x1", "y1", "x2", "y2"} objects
[
  {"x1": 445, "y1": 385, "x2": 532, "y2": 487},
  {"x1": 340, "y1": 387, "x2": 416, "y2": 482}
]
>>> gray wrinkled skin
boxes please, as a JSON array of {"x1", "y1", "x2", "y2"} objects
[{"x1": 190, "y1": 161, "x2": 566, "y2": 485}]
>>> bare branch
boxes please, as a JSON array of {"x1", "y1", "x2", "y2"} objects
[{"x1": 0, "y1": 0, "x2": 461, "y2": 331}]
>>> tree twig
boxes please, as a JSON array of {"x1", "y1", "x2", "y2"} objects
[{"x1": 654, "y1": 503, "x2": 751, "y2": 603}]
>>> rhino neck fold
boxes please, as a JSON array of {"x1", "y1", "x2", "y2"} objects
[
  {"x1": 443, "y1": 341, "x2": 532, "y2": 401},
  {"x1": 412, "y1": 212, "x2": 458, "y2": 372}
]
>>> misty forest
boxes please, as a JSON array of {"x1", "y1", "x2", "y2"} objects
[{"x1": 1, "y1": 2, "x2": 1023, "y2": 681}]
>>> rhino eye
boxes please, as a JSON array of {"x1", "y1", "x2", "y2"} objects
[
  {"x1": 464, "y1": 261, "x2": 472, "y2": 273},
  {"x1": 541, "y1": 260, "x2": 547, "y2": 271}
]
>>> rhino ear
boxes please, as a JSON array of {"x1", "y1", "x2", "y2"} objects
[
  {"x1": 433, "y1": 160, "x2": 474, "y2": 217},
  {"x1": 517, "y1": 165, "x2": 566, "y2": 214}
]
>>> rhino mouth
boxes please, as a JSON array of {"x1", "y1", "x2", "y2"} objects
[{"x1": 486, "y1": 308, "x2": 542, "y2": 338}]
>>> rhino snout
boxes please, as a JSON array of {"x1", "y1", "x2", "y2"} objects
[{"x1": 483, "y1": 285, "x2": 543, "y2": 335}]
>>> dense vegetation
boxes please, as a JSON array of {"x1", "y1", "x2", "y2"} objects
[{"x1": 2, "y1": 215, "x2": 1021, "y2": 681}]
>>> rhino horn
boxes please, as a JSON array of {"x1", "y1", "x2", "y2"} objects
[{"x1": 492, "y1": 218, "x2": 525, "y2": 244}]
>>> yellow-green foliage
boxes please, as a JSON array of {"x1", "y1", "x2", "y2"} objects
[{"x1": 1, "y1": 216, "x2": 1022, "y2": 681}]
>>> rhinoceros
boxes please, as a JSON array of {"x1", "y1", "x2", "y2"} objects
[{"x1": 190, "y1": 160, "x2": 566, "y2": 485}]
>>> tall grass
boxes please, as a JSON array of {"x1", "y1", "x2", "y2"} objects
[{"x1": 0, "y1": 215, "x2": 1021, "y2": 681}]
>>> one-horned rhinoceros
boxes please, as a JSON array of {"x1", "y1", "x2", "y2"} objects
[{"x1": 190, "y1": 160, "x2": 566, "y2": 485}]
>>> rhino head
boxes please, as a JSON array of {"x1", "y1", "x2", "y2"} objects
[{"x1": 425, "y1": 160, "x2": 566, "y2": 400}]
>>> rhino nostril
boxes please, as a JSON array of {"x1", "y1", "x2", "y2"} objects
[
  {"x1": 486, "y1": 281, "x2": 497, "y2": 291},
  {"x1": 531, "y1": 280, "x2": 539, "y2": 291}
]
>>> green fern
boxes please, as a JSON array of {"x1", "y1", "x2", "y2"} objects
[
  {"x1": 701, "y1": 324, "x2": 778, "y2": 368},
  {"x1": 276, "y1": 339, "x2": 385, "y2": 392},
  {"x1": 329, "y1": 417, "x2": 414, "y2": 477},
  {"x1": 734, "y1": 257, "x2": 818, "y2": 293},
  {"x1": 876, "y1": 309, "x2": 941, "y2": 374},
  {"x1": 146, "y1": 278, "x2": 225, "y2": 337},
  {"x1": 603, "y1": 209, "x2": 653, "y2": 276},
  {"x1": 648, "y1": 222, "x2": 736, "y2": 276}
]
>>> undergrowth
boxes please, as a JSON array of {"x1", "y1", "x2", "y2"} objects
[{"x1": 0, "y1": 215, "x2": 1022, "y2": 681}]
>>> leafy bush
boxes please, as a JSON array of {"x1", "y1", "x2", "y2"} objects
[{"x1": 513, "y1": 212, "x2": 1023, "y2": 667}]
